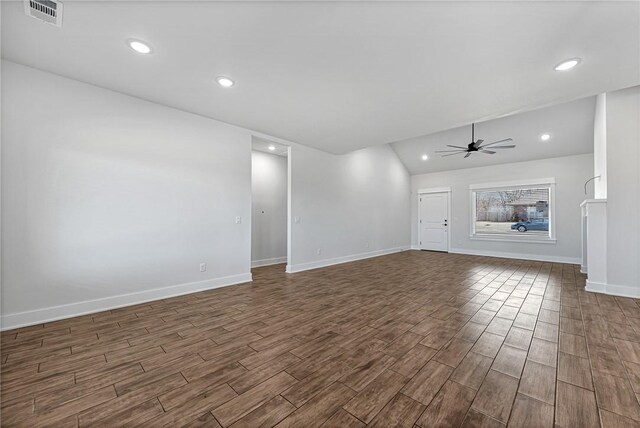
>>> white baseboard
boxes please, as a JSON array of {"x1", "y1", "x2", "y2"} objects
[
  {"x1": 410, "y1": 245, "x2": 421, "y2": 250},
  {"x1": 1, "y1": 272, "x2": 253, "y2": 331},
  {"x1": 580, "y1": 265, "x2": 587, "y2": 274},
  {"x1": 449, "y1": 247, "x2": 581, "y2": 265},
  {"x1": 585, "y1": 279, "x2": 640, "y2": 298},
  {"x1": 286, "y1": 246, "x2": 410, "y2": 273},
  {"x1": 251, "y1": 257, "x2": 287, "y2": 268}
]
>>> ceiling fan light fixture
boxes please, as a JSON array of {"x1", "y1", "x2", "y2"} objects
[
  {"x1": 554, "y1": 58, "x2": 581, "y2": 71},
  {"x1": 437, "y1": 123, "x2": 515, "y2": 158}
]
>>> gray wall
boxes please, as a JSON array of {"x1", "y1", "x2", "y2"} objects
[
  {"x1": 288, "y1": 143, "x2": 412, "y2": 271},
  {"x1": 1, "y1": 60, "x2": 253, "y2": 326},
  {"x1": 606, "y1": 86, "x2": 640, "y2": 290}
]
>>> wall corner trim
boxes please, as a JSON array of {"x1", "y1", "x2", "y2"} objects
[
  {"x1": 286, "y1": 246, "x2": 410, "y2": 273},
  {"x1": 251, "y1": 257, "x2": 287, "y2": 268},
  {"x1": 585, "y1": 280, "x2": 640, "y2": 299},
  {"x1": 1, "y1": 272, "x2": 253, "y2": 331},
  {"x1": 449, "y1": 247, "x2": 581, "y2": 265}
]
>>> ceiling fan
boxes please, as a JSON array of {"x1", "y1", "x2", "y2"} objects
[{"x1": 436, "y1": 123, "x2": 515, "y2": 158}]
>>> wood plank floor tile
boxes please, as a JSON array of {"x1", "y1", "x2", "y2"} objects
[
  {"x1": 557, "y1": 352, "x2": 593, "y2": 391},
  {"x1": 600, "y1": 409, "x2": 640, "y2": 428},
  {"x1": 555, "y1": 381, "x2": 599, "y2": 428},
  {"x1": 592, "y1": 370, "x2": 640, "y2": 421},
  {"x1": 558, "y1": 332, "x2": 588, "y2": 358},
  {"x1": 434, "y1": 338, "x2": 474, "y2": 367},
  {"x1": 228, "y1": 395, "x2": 295, "y2": 428},
  {"x1": 367, "y1": 393, "x2": 425, "y2": 428},
  {"x1": 340, "y1": 352, "x2": 396, "y2": 392},
  {"x1": 401, "y1": 360, "x2": 453, "y2": 405},
  {"x1": 415, "y1": 380, "x2": 475, "y2": 428},
  {"x1": 343, "y1": 369, "x2": 408, "y2": 423},
  {"x1": 143, "y1": 383, "x2": 236, "y2": 427},
  {"x1": 526, "y1": 338, "x2": 558, "y2": 367},
  {"x1": 158, "y1": 363, "x2": 246, "y2": 411},
  {"x1": 182, "y1": 412, "x2": 222, "y2": 428},
  {"x1": 389, "y1": 344, "x2": 437, "y2": 378},
  {"x1": 491, "y1": 345, "x2": 527, "y2": 378},
  {"x1": 471, "y1": 332, "x2": 504, "y2": 358},
  {"x1": 470, "y1": 369, "x2": 519, "y2": 423},
  {"x1": 589, "y1": 345, "x2": 628, "y2": 377},
  {"x1": 382, "y1": 332, "x2": 424, "y2": 359},
  {"x1": 485, "y1": 317, "x2": 512, "y2": 337},
  {"x1": 322, "y1": 408, "x2": 365, "y2": 428},
  {"x1": 275, "y1": 382, "x2": 356, "y2": 428},
  {"x1": 212, "y1": 372, "x2": 297, "y2": 427},
  {"x1": 461, "y1": 408, "x2": 506, "y2": 427},
  {"x1": 450, "y1": 351, "x2": 493, "y2": 390},
  {"x1": 508, "y1": 393, "x2": 554, "y2": 428},
  {"x1": 0, "y1": 253, "x2": 635, "y2": 426},
  {"x1": 282, "y1": 360, "x2": 351, "y2": 407}
]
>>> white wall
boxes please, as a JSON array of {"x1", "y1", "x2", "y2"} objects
[
  {"x1": 594, "y1": 93, "x2": 607, "y2": 198},
  {"x1": 1, "y1": 60, "x2": 414, "y2": 327},
  {"x1": 288, "y1": 143, "x2": 411, "y2": 272},
  {"x1": 605, "y1": 86, "x2": 640, "y2": 291},
  {"x1": 1, "y1": 61, "x2": 253, "y2": 328},
  {"x1": 251, "y1": 151, "x2": 287, "y2": 266},
  {"x1": 411, "y1": 154, "x2": 594, "y2": 264}
]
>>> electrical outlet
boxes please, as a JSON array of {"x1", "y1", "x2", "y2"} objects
[
  {"x1": 199, "y1": 263, "x2": 207, "y2": 272},
  {"x1": 294, "y1": 216, "x2": 300, "y2": 224},
  {"x1": 235, "y1": 216, "x2": 242, "y2": 224},
  {"x1": 316, "y1": 248, "x2": 322, "y2": 255}
]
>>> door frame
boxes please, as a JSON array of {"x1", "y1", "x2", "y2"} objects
[{"x1": 417, "y1": 187, "x2": 452, "y2": 252}]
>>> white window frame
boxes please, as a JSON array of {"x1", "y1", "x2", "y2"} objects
[{"x1": 469, "y1": 178, "x2": 557, "y2": 244}]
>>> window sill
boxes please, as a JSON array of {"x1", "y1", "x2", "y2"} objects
[{"x1": 469, "y1": 235, "x2": 557, "y2": 244}]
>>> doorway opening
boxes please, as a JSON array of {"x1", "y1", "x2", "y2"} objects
[
  {"x1": 418, "y1": 189, "x2": 451, "y2": 252},
  {"x1": 251, "y1": 137, "x2": 290, "y2": 272}
]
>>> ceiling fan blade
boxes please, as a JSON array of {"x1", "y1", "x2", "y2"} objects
[
  {"x1": 489, "y1": 145, "x2": 516, "y2": 149},
  {"x1": 464, "y1": 152, "x2": 471, "y2": 158},
  {"x1": 479, "y1": 150, "x2": 496, "y2": 154},
  {"x1": 441, "y1": 152, "x2": 464, "y2": 157},
  {"x1": 480, "y1": 138, "x2": 513, "y2": 147},
  {"x1": 446, "y1": 145, "x2": 468, "y2": 149},
  {"x1": 473, "y1": 139, "x2": 484, "y2": 148},
  {"x1": 435, "y1": 150, "x2": 466, "y2": 153}
]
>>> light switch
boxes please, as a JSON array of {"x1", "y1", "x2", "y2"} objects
[
  {"x1": 235, "y1": 216, "x2": 242, "y2": 224},
  {"x1": 294, "y1": 216, "x2": 300, "y2": 224}
]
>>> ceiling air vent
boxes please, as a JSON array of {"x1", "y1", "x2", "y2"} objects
[{"x1": 24, "y1": 0, "x2": 63, "y2": 28}]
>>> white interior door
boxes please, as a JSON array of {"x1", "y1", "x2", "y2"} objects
[{"x1": 419, "y1": 192, "x2": 449, "y2": 252}]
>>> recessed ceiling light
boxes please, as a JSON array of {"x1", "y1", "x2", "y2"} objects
[
  {"x1": 216, "y1": 77, "x2": 235, "y2": 88},
  {"x1": 554, "y1": 58, "x2": 581, "y2": 71},
  {"x1": 421, "y1": 154, "x2": 428, "y2": 161},
  {"x1": 540, "y1": 133, "x2": 551, "y2": 141},
  {"x1": 268, "y1": 145, "x2": 276, "y2": 151},
  {"x1": 127, "y1": 39, "x2": 152, "y2": 54}
]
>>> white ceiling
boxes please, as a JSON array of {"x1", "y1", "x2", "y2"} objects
[
  {"x1": 2, "y1": 1, "x2": 638, "y2": 154},
  {"x1": 392, "y1": 96, "x2": 596, "y2": 175}
]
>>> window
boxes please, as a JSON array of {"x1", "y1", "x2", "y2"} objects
[{"x1": 470, "y1": 179, "x2": 556, "y2": 243}]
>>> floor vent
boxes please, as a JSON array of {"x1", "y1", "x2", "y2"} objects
[{"x1": 24, "y1": 0, "x2": 63, "y2": 28}]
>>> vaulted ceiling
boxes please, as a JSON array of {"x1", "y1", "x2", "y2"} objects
[
  {"x1": 392, "y1": 96, "x2": 596, "y2": 175},
  {"x1": 2, "y1": 1, "x2": 638, "y2": 154}
]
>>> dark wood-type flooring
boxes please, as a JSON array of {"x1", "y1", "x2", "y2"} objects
[{"x1": 3, "y1": 251, "x2": 640, "y2": 427}]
